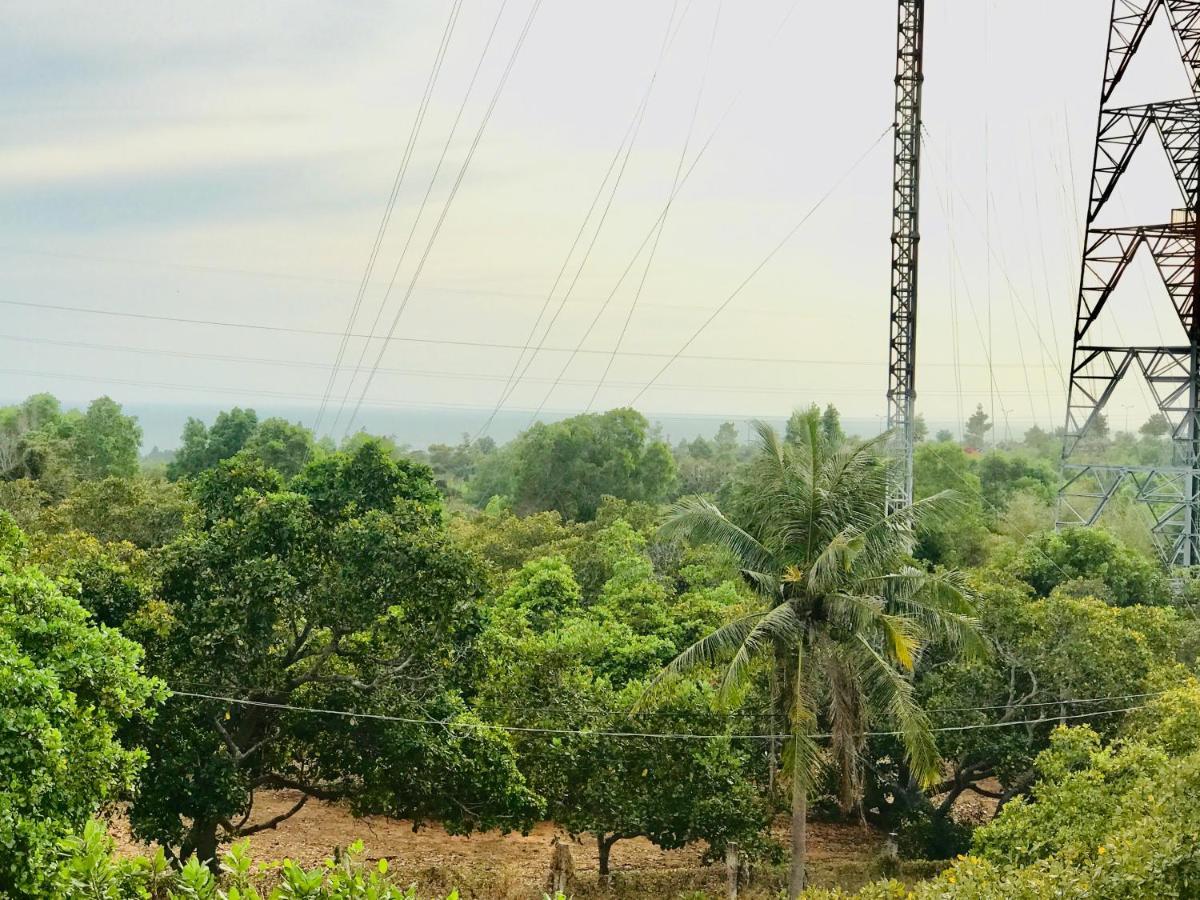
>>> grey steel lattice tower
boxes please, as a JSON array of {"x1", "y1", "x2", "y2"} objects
[
  {"x1": 1059, "y1": 0, "x2": 1200, "y2": 566},
  {"x1": 886, "y1": 0, "x2": 925, "y2": 514}
]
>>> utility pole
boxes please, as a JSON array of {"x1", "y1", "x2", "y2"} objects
[
  {"x1": 1058, "y1": 0, "x2": 1200, "y2": 566},
  {"x1": 887, "y1": 0, "x2": 926, "y2": 514}
]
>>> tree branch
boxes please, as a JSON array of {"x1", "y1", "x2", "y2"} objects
[
  {"x1": 252, "y1": 774, "x2": 348, "y2": 803},
  {"x1": 233, "y1": 794, "x2": 309, "y2": 837}
]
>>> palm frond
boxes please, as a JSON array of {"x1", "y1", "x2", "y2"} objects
[
  {"x1": 784, "y1": 723, "x2": 826, "y2": 793},
  {"x1": 878, "y1": 613, "x2": 922, "y2": 672},
  {"x1": 853, "y1": 636, "x2": 940, "y2": 787},
  {"x1": 752, "y1": 419, "x2": 790, "y2": 470},
  {"x1": 823, "y1": 591, "x2": 886, "y2": 635},
  {"x1": 718, "y1": 601, "x2": 804, "y2": 705},
  {"x1": 873, "y1": 568, "x2": 985, "y2": 658},
  {"x1": 660, "y1": 496, "x2": 775, "y2": 576},
  {"x1": 822, "y1": 436, "x2": 890, "y2": 500},
  {"x1": 743, "y1": 569, "x2": 781, "y2": 597},
  {"x1": 784, "y1": 640, "x2": 825, "y2": 791},
  {"x1": 643, "y1": 613, "x2": 763, "y2": 703},
  {"x1": 806, "y1": 528, "x2": 865, "y2": 594}
]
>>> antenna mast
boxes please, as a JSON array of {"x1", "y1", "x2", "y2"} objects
[{"x1": 887, "y1": 0, "x2": 926, "y2": 513}]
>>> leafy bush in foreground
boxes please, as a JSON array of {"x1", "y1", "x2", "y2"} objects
[
  {"x1": 0, "y1": 514, "x2": 162, "y2": 898},
  {"x1": 802, "y1": 683, "x2": 1200, "y2": 898},
  {"x1": 59, "y1": 823, "x2": 562, "y2": 900}
]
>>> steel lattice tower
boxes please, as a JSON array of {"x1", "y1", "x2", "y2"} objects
[
  {"x1": 886, "y1": 0, "x2": 925, "y2": 514},
  {"x1": 1059, "y1": 0, "x2": 1200, "y2": 566}
]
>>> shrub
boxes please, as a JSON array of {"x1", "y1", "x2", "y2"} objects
[
  {"x1": 896, "y1": 811, "x2": 972, "y2": 861},
  {"x1": 0, "y1": 514, "x2": 161, "y2": 897},
  {"x1": 56, "y1": 828, "x2": 533, "y2": 900}
]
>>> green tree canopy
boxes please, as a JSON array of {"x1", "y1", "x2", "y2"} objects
[
  {"x1": 965, "y1": 404, "x2": 993, "y2": 452},
  {"x1": 166, "y1": 407, "x2": 261, "y2": 480},
  {"x1": 1140, "y1": 412, "x2": 1171, "y2": 437},
  {"x1": 803, "y1": 685, "x2": 1200, "y2": 897},
  {"x1": 888, "y1": 578, "x2": 1185, "y2": 854},
  {"x1": 131, "y1": 443, "x2": 540, "y2": 863},
  {"x1": 0, "y1": 394, "x2": 141, "y2": 493},
  {"x1": 38, "y1": 475, "x2": 193, "y2": 549},
  {"x1": 468, "y1": 409, "x2": 677, "y2": 521},
  {"x1": 475, "y1": 524, "x2": 767, "y2": 878},
  {"x1": 912, "y1": 442, "x2": 989, "y2": 566},
  {"x1": 67, "y1": 397, "x2": 142, "y2": 480},
  {"x1": 1005, "y1": 526, "x2": 1170, "y2": 607},
  {"x1": 242, "y1": 417, "x2": 317, "y2": 479},
  {"x1": 0, "y1": 514, "x2": 161, "y2": 897},
  {"x1": 672, "y1": 421, "x2": 745, "y2": 498}
]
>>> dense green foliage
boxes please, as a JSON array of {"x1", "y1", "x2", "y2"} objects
[
  {"x1": 802, "y1": 683, "x2": 1200, "y2": 898},
  {"x1": 467, "y1": 512, "x2": 771, "y2": 871},
  {"x1": 168, "y1": 408, "x2": 318, "y2": 480},
  {"x1": 0, "y1": 394, "x2": 141, "y2": 495},
  {"x1": 3, "y1": 392, "x2": 1199, "y2": 895},
  {"x1": 1004, "y1": 526, "x2": 1170, "y2": 607},
  {"x1": 131, "y1": 442, "x2": 539, "y2": 860},
  {"x1": 874, "y1": 576, "x2": 1189, "y2": 857},
  {"x1": 0, "y1": 514, "x2": 161, "y2": 897},
  {"x1": 468, "y1": 408, "x2": 677, "y2": 520}
]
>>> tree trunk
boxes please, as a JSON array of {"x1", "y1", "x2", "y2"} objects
[
  {"x1": 789, "y1": 777, "x2": 808, "y2": 899},
  {"x1": 185, "y1": 819, "x2": 220, "y2": 870},
  {"x1": 725, "y1": 842, "x2": 740, "y2": 899},
  {"x1": 598, "y1": 834, "x2": 617, "y2": 884}
]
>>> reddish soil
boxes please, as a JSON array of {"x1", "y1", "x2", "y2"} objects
[{"x1": 111, "y1": 790, "x2": 883, "y2": 893}]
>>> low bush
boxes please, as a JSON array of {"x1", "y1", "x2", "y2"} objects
[{"x1": 55, "y1": 822, "x2": 558, "y2": 900}]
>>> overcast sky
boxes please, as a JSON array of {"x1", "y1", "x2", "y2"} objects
[{"x1": 2, "y1": 0, "x2": 1196, "y2": 442}]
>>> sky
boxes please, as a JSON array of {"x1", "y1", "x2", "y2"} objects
[{"x1": 2, "y1": 0, "x2": 1197, "y2": 447}]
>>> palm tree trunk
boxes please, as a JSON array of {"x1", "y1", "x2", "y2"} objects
[
  {"x1": 789, "y1": 774, "x2": 808, "y2": 899},
  {"x1": 789, "y1": 643, "x2": 808, "y2": 900}
]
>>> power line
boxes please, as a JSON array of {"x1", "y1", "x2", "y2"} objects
[
  {"x1": 927, "y1": 690, "x2": 1165, "y2": 714},
  {"x1": 625, "y1": 125, "x2": 893, "y2": 408},
  {"x1": 475, "y1": 0, "x2": 810, "y2": 435},
  {"x1": 0, "y1": 366, "x2": 569, "y2": 412},
  {"x1": 314, "y1": 0, "x2": 465, "y2": 436},
  {"x1": 919, "y1": 129, "x2": 1067, "y2": 394},
  {"x1": 171, "y1": 676, "x2": 1159, "y2": 725},
  {"x1": 0, "y1": 329, "x2": 1060, "y2": 374},
  {"x1": 474, "y1": 0, "x2": 692, "y2": 439},
  {"x1": 340, "y1": 0, "x2": 547, "y2": 439},
  {"x1": 330, "y1": 0, "x2": 517, "y2": 436},
  {"x1": 944, "y1": 125, "x2": 966, "y2": 441},
  {"x1": 924, "y1": 135, "x2": 1010, "y2": 436},
  {"x1": 585, "y1": 0, "x2": 722, "y2": 414},
  {"x1": 169, "y1": 689, "x2": 1148, "y2": 742},
  {"x1": 516, "y1": 0, "x2": 702, "y2": 425}
]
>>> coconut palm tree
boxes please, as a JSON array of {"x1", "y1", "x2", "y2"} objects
[{"x1": 657, "y1": 419, "x2": 981, "y2": 898}]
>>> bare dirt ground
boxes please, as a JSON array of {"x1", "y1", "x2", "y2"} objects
[{"x1": 111, "y1": 790, "x2": 888, "y2": 896}]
